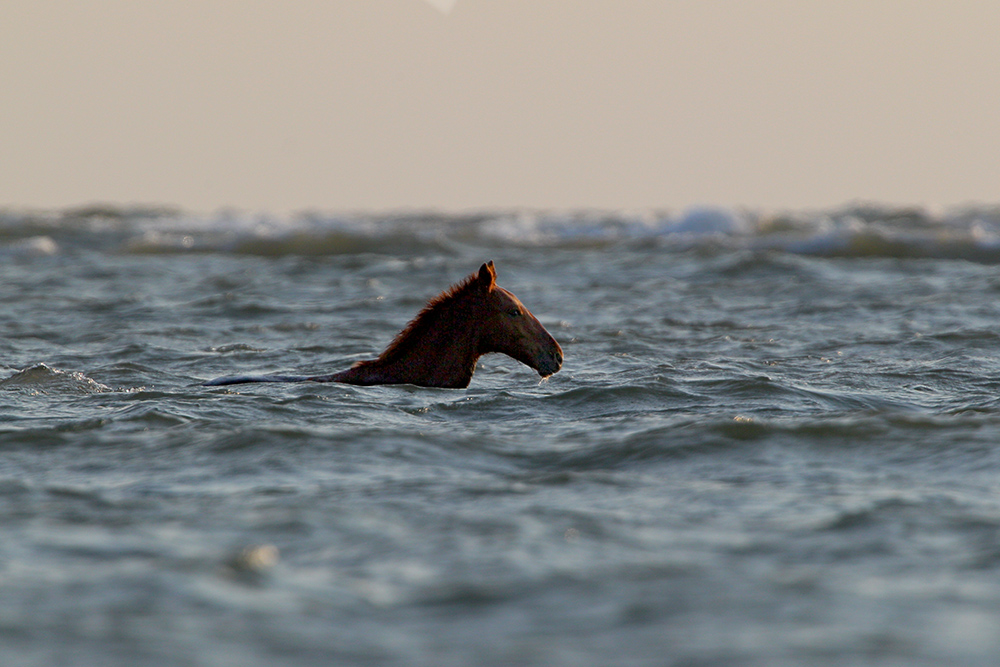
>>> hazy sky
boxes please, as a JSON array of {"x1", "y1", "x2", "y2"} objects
[{"x1": 3, "y1": 1, "x2": 999, "y2": 213}]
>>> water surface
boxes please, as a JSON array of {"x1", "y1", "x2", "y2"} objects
[{"x1": 3, "y1": 205, "x2": 1000, "y2": 665}]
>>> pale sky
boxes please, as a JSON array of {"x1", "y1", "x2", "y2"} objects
[{"x1": 2, "y1": 1, "x2": 999, "y2": 213}]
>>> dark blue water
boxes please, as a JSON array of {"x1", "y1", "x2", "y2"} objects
[{"x1": 3, "y1": 205, "x2": 1000, "y2": 666}]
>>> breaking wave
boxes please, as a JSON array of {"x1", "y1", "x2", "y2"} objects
[
  {"x1": 3, "y1": 202, "x2": 1000, "y2": 261},
  {"x1": 0, "y1": 363, "x2": 113, "y2": 394}
]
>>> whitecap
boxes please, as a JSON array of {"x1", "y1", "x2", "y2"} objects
[{"x1": 2, "y1": 236, "x2": 58, "y2": 257}]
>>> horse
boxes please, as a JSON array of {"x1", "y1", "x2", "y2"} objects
[{"x1": 204, "y1": 261, "x2": 563, "y2": 389}]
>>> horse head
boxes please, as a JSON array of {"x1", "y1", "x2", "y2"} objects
[
  {"x1": 475, "y1": 261, "x2": 563, "y2": 378},
  {"x1": 206, "y1": 260, "x2": 563, "y2": 388}
]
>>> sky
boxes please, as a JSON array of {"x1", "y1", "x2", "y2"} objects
[{"x1": 2, "y1": 1, "x2": 999, "y2": 213}]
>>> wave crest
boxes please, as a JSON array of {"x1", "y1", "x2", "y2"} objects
[
  {"x1": 3, "y1": 203, "x2": 1000, "y2": 261},
  {"x1": 0, "y1": 364, "x2": 113, "y2": 394}
]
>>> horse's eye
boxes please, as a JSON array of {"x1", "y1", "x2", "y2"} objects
[{"x1": 507, "y1": 308, "x2": 521, "y2": 317}]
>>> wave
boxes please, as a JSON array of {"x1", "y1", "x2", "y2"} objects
[
  {"x1": 3, "y1": 202, "x2": 1000, "y2": 261},
  {"x1": 0, "y1": 363, "x2": 113, "y2": 394}
]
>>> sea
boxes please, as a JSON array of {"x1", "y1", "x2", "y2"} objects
[{"x1": 3, "y1": 203, "x2": 1000, "y2": 666}]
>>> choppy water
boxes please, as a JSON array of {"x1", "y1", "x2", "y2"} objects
[{"x1": 4, "y1": 204, "x2": 1000, "y2": 666}]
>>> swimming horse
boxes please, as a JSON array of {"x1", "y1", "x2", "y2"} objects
[{"x1": 204, "y1": 261, "x2": 563, "y2": 389}]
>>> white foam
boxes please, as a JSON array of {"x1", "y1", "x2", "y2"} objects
[
  {"x1": 4, "y1": 203, "x2": 1000, "y2": 260},
  {"x1": 2, "y1": 236, "x2": 58, "y2": 257}
]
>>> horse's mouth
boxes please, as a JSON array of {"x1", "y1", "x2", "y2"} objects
[{"x1": 535, "y1": 348, "x2": 563, "y2": 378}]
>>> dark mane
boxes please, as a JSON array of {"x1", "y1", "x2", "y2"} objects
[{"x1": 358, "y1": 272, "x2": 481, "y2": 367}]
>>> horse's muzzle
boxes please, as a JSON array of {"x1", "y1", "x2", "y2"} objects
[{"x1": 537, "y1": 345, "x2": 563, "y2": 378}]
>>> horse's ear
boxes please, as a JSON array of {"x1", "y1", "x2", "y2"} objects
[{"x1": 479, "y1": 261, "x2": 496, "y2": 293}]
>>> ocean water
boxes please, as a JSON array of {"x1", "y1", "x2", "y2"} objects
[{"x1": 3, "y1": 204, "x2": 1000, "y2": 666}]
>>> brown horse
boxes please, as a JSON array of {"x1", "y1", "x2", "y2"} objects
[{"x1": 204, "y1": 261, "x2": 563, "y2": 389}]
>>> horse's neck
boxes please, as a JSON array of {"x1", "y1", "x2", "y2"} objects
[{"x1": 346, "y1": 307, "x2": 483, "y2": 388}]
